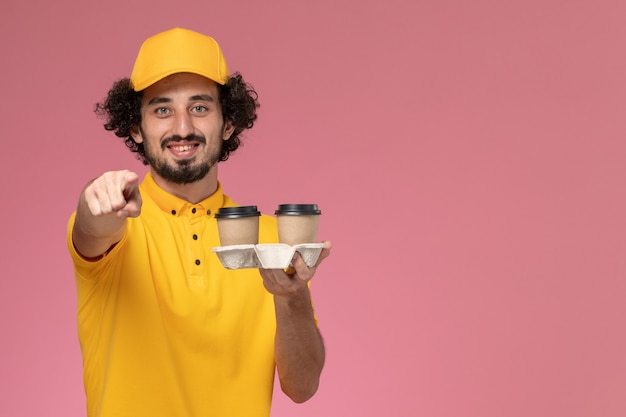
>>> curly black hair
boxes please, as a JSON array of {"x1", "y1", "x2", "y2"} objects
[{"x1": 94, "y1": 73, "x2": 259, "y2": 164}]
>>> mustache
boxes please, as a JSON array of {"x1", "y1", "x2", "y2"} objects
[{"x1": 161, "y1": 134, "x2": 207, "y2": 150}]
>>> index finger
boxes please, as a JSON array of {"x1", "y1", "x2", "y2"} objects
[{"x1": 314, "y1": 240, "x2": 332, "y2": 267}]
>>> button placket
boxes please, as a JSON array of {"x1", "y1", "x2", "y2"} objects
[{"x1": 189, "y1": 206, "x2": 204, "y2": 270}]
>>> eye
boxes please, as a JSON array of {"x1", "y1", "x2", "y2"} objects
[
  {"x1": 155, "y1": 107, "x2": 170, "y2": 115},
  {"x1": 191, "y1": 105, "x2": 208, "y2": 113}
]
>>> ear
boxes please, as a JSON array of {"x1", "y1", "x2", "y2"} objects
[
  {"x1": 130, "y1": 125, "x2": 143, "y2": 144},
  {"x1": 222, "y1": 120, "x2": 235, "y2": 141}
]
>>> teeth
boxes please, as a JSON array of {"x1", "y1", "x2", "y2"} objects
[{"x1": 172, "y1": 145, "x2": 193, "y2": 151}]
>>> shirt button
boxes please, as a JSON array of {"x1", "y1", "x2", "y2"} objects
[
  {"x1": 195, "y1": 259, "x2": 201, "y2": 265},
  {"x1": 193, "y1": 234, "x2": 198, "y2": 240},
  {"x1": 192, "y1": 208, "x2": 197, "y2": 214},
  {"x1": 171, "y1": 209, "x2": 176, "y2": 215},
  {"x1": 206, "y1": 210, "x2": 211, "y2": 215}
]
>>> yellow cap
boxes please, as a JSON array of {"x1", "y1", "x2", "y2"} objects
[{"x1": 130, "y1": 27, "x2": 230, "y2": 91}]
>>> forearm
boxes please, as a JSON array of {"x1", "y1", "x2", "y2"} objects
[
  {"x1": 72, "y1": 184, "x2": 127, "y2": 258},
  {"x1": 71, "y1": 171, "x2": 141, "y2": 258},
  {"x1": 274, "y1": 288, "x2": 325, "y2": 403},
  {"x1": 72, "y1": 207, "x2": 126, "y2": 258}
]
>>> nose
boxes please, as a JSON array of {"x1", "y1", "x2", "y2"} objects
[{"x1": 172, "y1": 111, "x2": 194, "y2": 138}]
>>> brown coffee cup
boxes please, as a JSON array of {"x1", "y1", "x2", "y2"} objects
[
  {"x1": 275, "y1": 204, "x2": 321, "y2": 245},
  {"x1": 215, "y1": 206, "x2": 261, "y2": 246}
]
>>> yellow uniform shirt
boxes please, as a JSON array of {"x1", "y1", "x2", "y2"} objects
[{"x1": 67, "y1": 173, "x2": 279, "y2": 417}]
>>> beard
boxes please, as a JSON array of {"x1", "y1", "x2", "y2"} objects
[{"x1": 140, "y1": 127, "x2": 221, "y2": 185}]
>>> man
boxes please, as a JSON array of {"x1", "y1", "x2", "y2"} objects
[{"x1": 67, "y1": 27, "x2": 330, "y2": 417}]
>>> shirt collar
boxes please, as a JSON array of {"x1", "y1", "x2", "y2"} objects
[{"x1": 140, "y1": 171, "x2": 226, "y2": 218}]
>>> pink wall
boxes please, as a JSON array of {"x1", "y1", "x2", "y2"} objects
[{"x1": 2, "y1": 0, "x2": 626, "y2": 416}]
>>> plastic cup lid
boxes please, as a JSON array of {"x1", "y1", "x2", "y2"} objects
[
  {"x1": 275, "y1": 204, "x2": 321, "y2": 215},
  {"x1": 215, "y1": 205, "x2": 261, "y2": 218}
]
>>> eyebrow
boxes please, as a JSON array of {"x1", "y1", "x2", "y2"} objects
[
  {"x1": 147, "y1": 94, "x2": 216, "y2": 106},
  {"x1": 190, "y1": 94, "x2": 215, "y2": 102}
]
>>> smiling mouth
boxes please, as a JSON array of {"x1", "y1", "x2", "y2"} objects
[
  {"x1": 169, "y1": 144, "x2": 198, "y2": 152},
  {"x1": 165, "y1": 142, "x2": 201, "y2": 160}
]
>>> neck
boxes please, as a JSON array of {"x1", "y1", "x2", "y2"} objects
[{"x1": 150, "y1": 166, "x2": 219, "y2": 204}]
